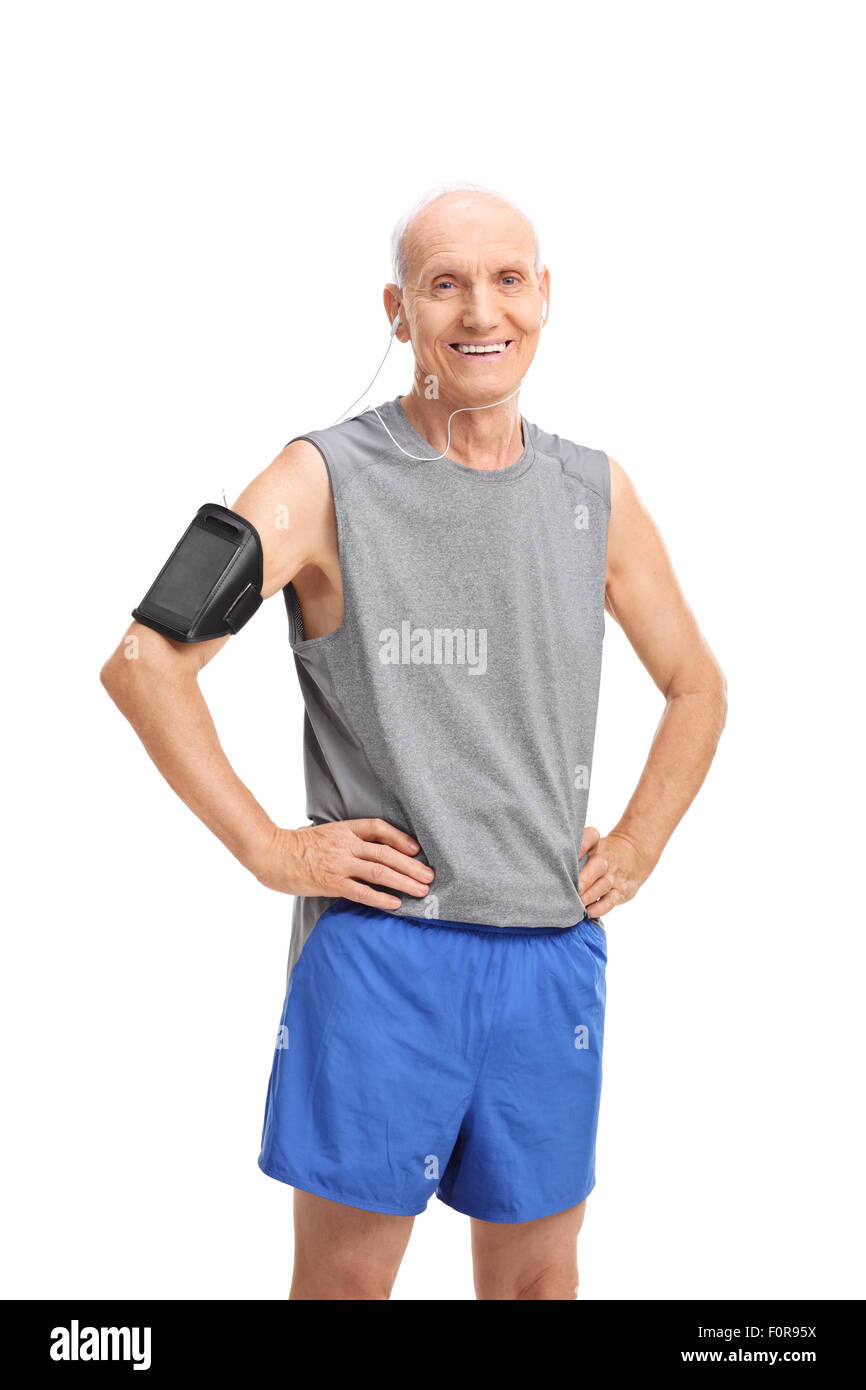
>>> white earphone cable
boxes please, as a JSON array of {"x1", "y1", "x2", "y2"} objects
[
  {"x1": 370, "y1": 387, "x2": 523, "y2": 462},
  {"x1": 331, "y1": 326, "x2": 399, "y2": 426}
]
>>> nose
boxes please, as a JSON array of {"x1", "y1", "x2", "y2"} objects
[{"x1": 461, "y1": 287, "x2": 498, "y2": 334}]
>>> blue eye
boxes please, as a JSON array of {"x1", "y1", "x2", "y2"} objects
[{"x1": 435, "y1": 280, "x2": 455, "y2": 291}]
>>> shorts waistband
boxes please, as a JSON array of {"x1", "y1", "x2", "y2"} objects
[{"x1": 394, "y1": 908, "x2": 587, "y2": 937}]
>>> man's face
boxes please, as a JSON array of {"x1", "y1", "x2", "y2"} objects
[{"x1": 391, "y1": 195, "x2": 549, "y2": 406}]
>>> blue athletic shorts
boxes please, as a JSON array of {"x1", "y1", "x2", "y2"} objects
[{"x1": 258, "y1": 898, "x2": 607, "y2": 1223}]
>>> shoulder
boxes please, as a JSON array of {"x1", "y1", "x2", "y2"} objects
[
  {"x1": 606, "y1": 454, "x2": 649, "y2": 526},
  {"x1": 604, "y1": 453, "x2": 671, "y2": 580},
  {"x1": 284, "y1": 405, "x2": 393, "y2": 496},
  {"x1": 525, "y1": 419, "x2": 611, "y2": 508}
]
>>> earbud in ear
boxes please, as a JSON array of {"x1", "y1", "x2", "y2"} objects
[
  {"x1": 540, "y1": 301, "x2": 548, "y2": 326},
  {"x1": 391, "y1": 314, "x2": 403, "y2": 336}
]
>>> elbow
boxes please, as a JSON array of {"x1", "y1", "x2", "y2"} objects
[
  {"x1": 670, "y1": 659, "x2": 728, "y2": 737},
  {"x1": 101, "y1": 632, "x2": 195, "y2": 715},
  {"x1": 100, "y1": 650, "x2": 118, "y2": 695},
  {"x1": 100, "y1": 649, "x2": 133, "y2": 710},
  {"x1": 715, "y1": 665, "x2": 729, "y2": 735},
  {"x1": 100, "y1": 638, "x2": 155, "y2": 712}
]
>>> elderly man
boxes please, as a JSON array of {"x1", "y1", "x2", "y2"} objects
[{"x1": 101, "y1": 183, "x2": 726, "y2": 1301}]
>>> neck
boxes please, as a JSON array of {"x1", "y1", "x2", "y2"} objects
[{"x1": 399, "y1": 374, "x2": 524, "y2": 471}]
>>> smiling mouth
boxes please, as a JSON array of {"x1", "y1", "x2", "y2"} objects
[{"x1": 448, "y1": 339, "x2": 514, "y2": 360}]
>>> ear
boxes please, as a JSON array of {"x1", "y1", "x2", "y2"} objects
[
  {"x1": 539, "y1": 265, "x2": 551, "y2": 326},
  {"x1": 384, "y1": 284, "x2": 407, "y2": 340}
]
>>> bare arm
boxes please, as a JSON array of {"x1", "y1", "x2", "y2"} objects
[
  {"x1": 100, "y1": 441, "x2": 434, "y2": 909},
  {"x1": 577, "y1": 456, "x2": 728, "y2": 918}
]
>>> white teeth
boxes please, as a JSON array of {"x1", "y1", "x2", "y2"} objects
[{"x1": 458, "y1": 342, "x2": 507, "y2": 354}]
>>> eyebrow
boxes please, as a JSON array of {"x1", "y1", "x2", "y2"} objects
[{"x1": 424, "y1": 259, "x2": 533, "y2": 280}]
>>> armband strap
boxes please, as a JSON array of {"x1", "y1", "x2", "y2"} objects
[{"x1": 132, "y1": 503, "x2": 264, "y2": 642}]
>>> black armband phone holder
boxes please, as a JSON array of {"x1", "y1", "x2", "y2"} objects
[{"x1": 132, "y1": 503, "x2": 263, "y2": 642}]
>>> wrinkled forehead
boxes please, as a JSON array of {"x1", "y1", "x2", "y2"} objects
[{"x1": 403, "y1": 197, "x2": 538, "y2": 285}]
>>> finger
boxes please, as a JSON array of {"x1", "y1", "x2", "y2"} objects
[
  {"x1": 579, "y1": 825, "x2": 601, "y2": 858},
  {"x1": 349, "y1": 857, "x2": 434, "y2": 899},
  {"x1": 348, "y1": 818, "x2": 422, "y2": 855},
  {"x1": 581, "y1": 874, "x2": 612, "y2": 906},
  {"x1": 588, "y1": 890, "x2": 619, "y2": 918},
  {"x1": 338, "y1": 879, "x2": 403, "y2": 911},
  {"x1": 354, "y1": 839, "x2": 435, "y2": 885},
  {"x1": 578, "y1": 854, "x2": 608, "y2": 896}
]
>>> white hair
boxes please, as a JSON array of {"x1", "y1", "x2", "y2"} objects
[{"x1": 390, "y1": 181, "x2": 543, "y2": 289}]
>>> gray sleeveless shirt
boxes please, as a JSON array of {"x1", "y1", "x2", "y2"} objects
[{"x1": 282, "y1": 396, "x2": 610, "y2": 979}]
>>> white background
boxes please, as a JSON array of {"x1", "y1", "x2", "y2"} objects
[{"x1": 2, "y1": 0, "x2": 863, "y2": 1300}]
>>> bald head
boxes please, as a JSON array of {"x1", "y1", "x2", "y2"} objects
[
  {"x1": 382, "y1": 183, "x2": 549, "y2": 411},
  {"x1": 391, "y1": 183, "x2": 542, "y2": 289}
]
